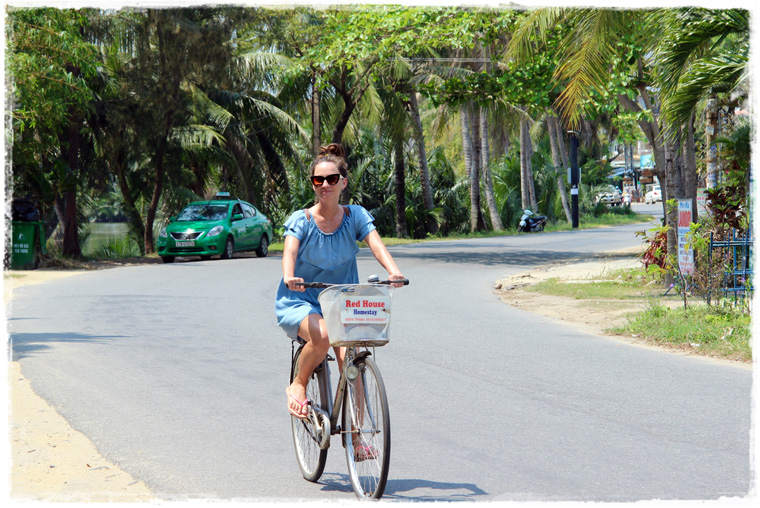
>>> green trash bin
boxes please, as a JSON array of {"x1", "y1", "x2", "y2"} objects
[{"x1": 10, "y1": 221, "x2": 46, "y2": 270}]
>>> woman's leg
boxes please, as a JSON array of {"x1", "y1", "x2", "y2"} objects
[{"x1": 287, "y1": 313, "x2": 330, "y2": 417}]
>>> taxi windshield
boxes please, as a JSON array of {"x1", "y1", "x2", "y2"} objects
[{"x1": 176, "y1": 204, "x2": 228, "y2": 222}]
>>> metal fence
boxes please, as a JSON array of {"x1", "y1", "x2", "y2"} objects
[{"x1": 708, "y1": 228, "x2": 753, "y2": 303}]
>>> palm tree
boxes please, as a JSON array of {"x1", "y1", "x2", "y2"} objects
[{"x1": 655, "y1": 8, "x2": 749, "y2": 190}]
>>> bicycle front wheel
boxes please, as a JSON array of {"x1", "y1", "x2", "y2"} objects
[
  {"x1": 343, "y1": 357, "x2": 391, "y2": 499},
  {"x1": 291, "y1": 348, "x2": 329, "y2": 482}
]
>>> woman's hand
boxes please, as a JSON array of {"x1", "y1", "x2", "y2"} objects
[
  {"x1": 388, "y1": 273, "x2": 406, "y2": 288},
  {"x1": 284, "y1": 276, "x2": 305, "y2": 292}
]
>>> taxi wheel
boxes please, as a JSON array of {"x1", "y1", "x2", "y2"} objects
[
  {"x1": 161, "y1": 256, "x2": 175, "y2": 263},
  {"x1": 221, "y1": 237, "x2": 234, "y2": 259},
  {"x1": 256, "y1": 235, "x2": 269, "y2": 257}
]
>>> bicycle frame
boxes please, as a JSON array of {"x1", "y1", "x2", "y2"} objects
[{"x1": 303, "y1": 345, "x2": 374, "y2": 449}]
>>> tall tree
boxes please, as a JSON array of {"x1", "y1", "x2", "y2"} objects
[
  {"x1": 118, "y1": 8, "x2": 241, "y2": 254},
  {"x1": 407, "y1": 90, "x2": 438, "y2": 234},
  {"x1": 8, "y1": 7, "x2": 100, "y2": 256}
]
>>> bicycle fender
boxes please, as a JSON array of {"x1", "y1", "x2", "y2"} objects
[{"x1": 353, "y1": 350, "x2": 372, "y2": 364}]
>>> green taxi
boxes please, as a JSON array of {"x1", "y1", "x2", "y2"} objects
[{"x1": 157, "y1": 193, "x2": 273, "y2": 263}]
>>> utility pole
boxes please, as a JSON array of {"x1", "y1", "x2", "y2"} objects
[{"x1": 569, "y1": 131, "x2": 580, "y2": 228}]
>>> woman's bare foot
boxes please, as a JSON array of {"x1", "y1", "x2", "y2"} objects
[{"x1": 286, "y1": 383, "x2": 309, "y2": 419}]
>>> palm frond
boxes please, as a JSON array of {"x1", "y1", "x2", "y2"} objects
[
  {"x1": 656, "y1": 8, "x2": 749, "y2": 96},
  {"x1": 661, "y1": 52, "x2": 747, "y2": 130},
  {"x1": 171, "y1": 124, "x2": 226, "y2": 149},
  {"x1": 553, "y1": 9, "x2": 623, "y2": 129},
  {"x1": 502, "y1": 7, "x2": 565, "y2": 64}
]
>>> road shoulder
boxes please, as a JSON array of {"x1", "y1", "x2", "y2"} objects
[
  {"x1": 5, "y1": 269, "x2": 155, "y2": 501},
  {"x1": 493, "y1": 249, "x2": 751, "y2": 371},
  {"x1": 7, "y1": 362, "x2": 154, "y2": 501}
]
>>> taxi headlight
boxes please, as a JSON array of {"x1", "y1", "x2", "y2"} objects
[
  {"x1": 207, "y1": 225, "x2": 224, "y2": 237},
  {"x1": 159, "y1": 228, "x2": 167, "y2": 238}
]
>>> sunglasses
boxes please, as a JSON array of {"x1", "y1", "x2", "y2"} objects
[{"x1": 310, "y1": 173, "x2": 343, "y2": 186}]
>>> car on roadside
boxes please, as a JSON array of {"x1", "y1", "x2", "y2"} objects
[
  {"x1": 157, "y1": 193, "x2": 273, "y2": 263},
  {"x1": 594, "y1": 185, "x2": 622, "y2": 206},
  {"x1": 645, "y1": 185, "x2": 662, "y2": 204}
]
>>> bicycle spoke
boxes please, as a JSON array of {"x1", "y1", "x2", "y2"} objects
[
  {"x1": 291, "y1": 352, "x2": 328, "y2": 482},
  {"x1": 343, "y1": 359, "x2": 390, "y2": 499}
]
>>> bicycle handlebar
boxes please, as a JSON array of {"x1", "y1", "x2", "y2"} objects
[{"x1": 296, "y1": 278, "x2": 409, "y2": 289}]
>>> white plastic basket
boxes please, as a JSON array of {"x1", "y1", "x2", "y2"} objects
[{"x1": 318, "y1": 284, "x2": 394, "y2": 347}]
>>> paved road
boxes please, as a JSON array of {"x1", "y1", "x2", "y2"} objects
[
  {"x1": 631, "y1": 201, "x2": 664, "y2": 219},
  {"x1": 8, "y1": 222, "x2": 753, "y2": 501}
]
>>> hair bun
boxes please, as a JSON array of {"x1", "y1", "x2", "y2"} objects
[{"x1": 319, "y1": 143, "x2": 345, "y2": 159}]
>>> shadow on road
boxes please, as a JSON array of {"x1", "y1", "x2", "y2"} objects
[
  {"x1": 316, "y1": 472, "x2": 488, "y2": 501},
  {"x1": 370, "y1": 246, "x2": 602, "y2": 268},
  {"x1": 9, "y1": 332, "x2": 129, "y2": 361}
]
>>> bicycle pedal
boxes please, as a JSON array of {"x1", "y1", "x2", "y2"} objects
[{"x1": 326, "y1": 354, "x2": 335, "y2": 361}]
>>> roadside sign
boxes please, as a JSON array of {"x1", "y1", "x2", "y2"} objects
[{"x1": 677, "y1": 199, "x2": 694, "y2": 275}]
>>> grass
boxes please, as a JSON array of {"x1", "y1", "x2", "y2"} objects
[
  {"x1": 525, "y1": 277, "x2": 663, "y2": 300},
  {"x1": 612, "y1": 303, "x2": 752, "y2": 362},
  {"x1": 524, "y1": 266, "x2": 663, "y2": 300},
  {"x1": 524, "y1": 266, "x2": 752, "y2": 362}
]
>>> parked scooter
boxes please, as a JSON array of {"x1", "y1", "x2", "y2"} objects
[{"x1": 518, "y1": 209, "x2": 547, "y2": 232}]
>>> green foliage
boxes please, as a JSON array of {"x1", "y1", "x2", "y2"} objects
[
  {"x1": 90, "y1": 236, "x2": 141, "y2": 259},
  {"x1": 8, "y1": 8, "x2": 99, "y2": 133},
  {"x1": 9, "y1": 5, "x2": 750, "y2": 263},
  {"x1": 636, "y1": 225, "x2": 670, "y2": 278},
  {"x1": 299, "y1": 7, "x2": 514, "y2": 78}
]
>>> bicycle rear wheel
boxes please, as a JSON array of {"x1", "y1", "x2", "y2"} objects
[
  {"x1": 290, "y1": 347, "x2": 329, "y2": 482},
  {"x1": 343, "y1": 357, "x2": 390, "y2": 499}
]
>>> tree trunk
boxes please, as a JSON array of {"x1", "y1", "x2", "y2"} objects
[
  {"x1": 112, "y1": 151, "x2": 146, "y2": 254},
  {"x1": 408, "y1": 91, "x2": 437, "y2": 234},
  {"x1": 470, "y1": 107, "x2": 485, "y2": 232},
  {"x1": 526, "y1": 125, "x2": 539, "y2": 212},
  {"x1": 393, "y1": 137, "x2": 407, "y2": 238},
  {"x1": 519, "y1": 116, "x2": 530, "y2": 210},
  {"x1": 555, "y1": 119, "x2": 571, "y2": 172},
  {"x1": 145, "y1": 137, "x2": 167, "y2": 255},
  {"x1": 460, "y1": 103, "x2": 473, "y2": 178},
  {"x1": 663, "y1": 126, "x2": 685, "y2": 288},
  {"x1": 311, "y1": 74, "x2": 321, "y2": 157},
  {"x1": 548, "y1": 115, "x2": 572, "y2": 223},
  {"x1": 519, "y1": 114, "x2": 538, "y2": 212},
  {"x1": 59, "y1": 107, "x2": 82, "y2": 258},
  {"x1": 705, "y1": 95, "x2": 719, "y2": 189},
  {"x1": 480, "y1": 107, "x2": 503, "y2": 230},
  {"x1": 684, "y1": 112, "x2": 698, "y2": 223}
]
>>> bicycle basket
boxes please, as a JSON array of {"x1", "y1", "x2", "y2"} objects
[{"x1": 318, "y1": 284, "x2": 393, "y2": 347}]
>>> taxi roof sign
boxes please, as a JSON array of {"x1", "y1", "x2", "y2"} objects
[{"x1": 215, "y1": 191, "x2": 231, "y2": 199}]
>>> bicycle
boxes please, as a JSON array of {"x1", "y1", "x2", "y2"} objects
[{"x1": 289, "y1": 275, "x2": 408, "y2": 500}]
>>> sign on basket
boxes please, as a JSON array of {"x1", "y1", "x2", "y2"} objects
[{"x1": 341, "y1": 296, "x2": 390, "y2": 324}]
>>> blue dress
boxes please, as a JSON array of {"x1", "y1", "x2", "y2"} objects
[{"x1": 275, "y1": 205, "x2": 377, "y2": 339}]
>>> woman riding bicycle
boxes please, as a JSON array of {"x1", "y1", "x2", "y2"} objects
[{"x1": 275, "y1": 143, "x2": 405, "y2": 420}]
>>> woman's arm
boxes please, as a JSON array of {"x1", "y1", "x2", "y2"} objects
[
  {"x1": 282, "y1": 235, "x2": 304, "y2": 292},
  {"x1": 364, "y1": 230, "x2": 405, "y2": 285}
]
